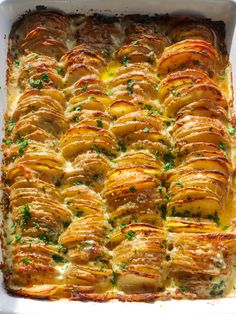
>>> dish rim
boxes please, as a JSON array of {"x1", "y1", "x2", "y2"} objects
[{"x1": 0, "y1": 0, "x2": 236, "y2": 312}]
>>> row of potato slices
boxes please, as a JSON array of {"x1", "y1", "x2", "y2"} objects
[
  {"x1": 158, "y1": 69, "x2": 229, "y2": 119},
  {"x1": 15, "y1": 44, "x2": 229, "y2": 127},
  {"x1": 12, "y1": 12, "x2": 72, "y2": 60},
  {"x1": 60, "y1": 110, "x2": 169, "y2": 159},
  {"x1": 6, "y1": 136, "x2": 230, "y2": 226},
  {"x1": 16, "y1": 51, "x2": 161, "y2": 100},
  {"x1": 8, "y1": 169, "x2": 227, "y2": 245},
  {"x1": 157, "y1": 39, "x2": 223, "y2": 79},
  {"x1": 13, "y1": 11, "x2": 224, "y2": 59},
  {"x1": 16, "y1": 50, "x2": 105, "y2": 94},
  {"x1": 10, "y1": 212, "x2": 236, "y2": 298},
  {"x1": 17, "y1": 39, "x2": 225, "y2": 106},
  {"x1": 12, "y1": 47, "x2": 163, "y2": 144},
  {"x1": 7, "y1": 96, "x2": 232, "y2": 223},
  {"x1": 11, "y1": 67, "x2": 229, "y2": 149},
  {"x1": 6, "y1": 105, "x2": 232, "y2": 222},
  {"x1": 6, "y1": 10, "x2": 74, "y2": 295},
  {"x1": 4, "y1": 141, "x2": 112, "y2": 191},
  {"x1": 165, "y1": 82, "x2": 232, "y2": 218}
]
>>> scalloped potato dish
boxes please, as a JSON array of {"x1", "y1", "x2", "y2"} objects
[{"x1": 1, "y1": 10, "x2": 236, "y2": 302}]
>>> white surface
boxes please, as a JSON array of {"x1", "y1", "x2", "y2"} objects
[{"x1": 0, "y1": 0, "x2": 236, "y2": 313}]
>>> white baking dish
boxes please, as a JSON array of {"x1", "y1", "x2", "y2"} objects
[{"x1": 0, "y1": 0, "x2": 236, "y2": 313}]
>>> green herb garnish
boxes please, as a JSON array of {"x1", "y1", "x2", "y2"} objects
[
  {"x1": 22, "y1": 258, "x2": 30, "y2": 265},
  {"x1": 76, "y1": 210, "x2": 84, "y2": 218},
  {"x1": 219, "y1": 142, "x2": 226, "y2": 151},
  {"x1": 122, "y1": 56, "x2": 129, "y2": 66},
  {"x1": 125, "y1": 230, "x2": 136, "y2": 240},
  {"x1": 117, "y1": 262, "x2": 127, "y2": 269},
  {"x1": 127, "y1": 79, "x2": 134, "y2": 95},
  {"x1": 129, "y1": 186, "x2": 137, "y2": 193},
  {"x1": 228, "y1": 127, "x2": 236, "y2": 135},
  {"x1": 96, "y1": 120, "x2": 103, "y2": 128},
  {"x1": 52, "y1": 254, "x2": 64, "y2": 263}
]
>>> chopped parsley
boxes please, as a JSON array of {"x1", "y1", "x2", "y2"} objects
[
  {"x1": 127, "y1": 79, "x2": 134, "y2": 95},
  {"x1": 117, "y1": 262, "x2": 127, "y2": 270},
  {"x1": 120, "y1": 223, "x2": 126, "y2": 230},
  {"x1": 207, "y1": 211, "x2": 220, "y2": 226},
  {"x1": 219, "y1": 142, "x2": 226, "y2": 151},
  {"x1": 143, "y1": 127, "x2": 149, "y2": 133},
  {"x1": 72, "y1": 115, "x2": 79, "y2": 122},
  {"x1": 103, "y1": 49, "x2": 111, "y2": 56},
  {"x1": 122, "y1": 56, "x2": 129, "y2": 66},
  {"x1": 111, "y1": 270, "x2": 118, "y2": 285},
  {"x1": 81, "y1": 83, "x2": 88, "y2": 92},
  {"x1": 63, "y1": 221, "x2": 70, "y2": 228},
  {"x1": 179, "y1": 286, "x2": 188, "y2": 293},
  {"x1": 6, "y1": 118, "x2": 15, "y2": 133},
  {"x1": 39, "y1": 233, "x2": 51, "y2": 244},
  {"x1": 3, "y1": 138, "x2": 13, "y2": 145},
  {"x1": 57, "y1": 244, "x2": 68, "y2": 253},
  {"x1": 213, "y1": 211, "x2": 220, "y2": 226},
  {"x1": 76, "y1": 210, "x2": 84, "y2": 218},
  {"x1": 160, "y1": 204, "x2": 167, "y2": 220},
  {"x1": 117, "y1": 144, "x2": 126, "y2": 152},
  {"x1": 155, "y1": 152, "x2": 161, "y2": 160},
  {"x1": 158, "y1": 186, "x2": 163, "y2": 193},
  {"x1": 177, "y1": 182, "x2": 184, "y2": 188},
  {"x1": 14, "y1": 60, "x2": 20, "y2": 67},
  {"x1": 163, "y1": 151, "x2": 175, "y2": 171},
  {"x1": 164, "y1": 161, "x2": 175, "y2": 171},
  {"x1": 29, "y1": 78, "x2": 43, "y2": 89},
  {"x1": 55, "y1": 179, "x2": 61, "y2": 187},
  {"x1": 29, "y1": 72, "x2": 50, "y2": 89},
  {"x1": 18, "y1": 137, "x2": 29, "y2": 156},
  {"x1": 144, "y1": 104, "x2": 162, "y2": 116},
  {"x1": 15, "y1": 234, "x2": 22, "y2": 242},
  {"x1": 164, "y1": 120, "x2": 171, "y2": 126},
  {"x1": 56, "y1": 68, "x2": 64, "y2": 74},
  {"x1": 41, "y1": 73, "x2": 50, "y2": 82},
  {"x1": 166, "y1": 191, "x2": 170, "y2": 202},
  {"x1": 228, "y1": 127, "x2": 236, "y2": 135},
  {"x1": 22, "y1": 258, "x2": 30, "y2": 265},
  {"x1": 125, "y1": 230, "x2": 136, "y2": 240},
  {"x1": 129, "y1": 186, "x2": 137, "y2": 193},
  {"x1": 71, "y1": 104, "x2": 82, "y2": 112},
  {"x1": 96, "y1": 119, "x2": 103, "y2": 128},
  {"x1": 22, "y1": 203, "x2": 31, "y2": 225},
  {"x1": 52, "y1": 254, "x2": 64, "y2": 263},
  {"x1": 210, "y1": 280, "x2": 225, "y2": 297},
  {"x1": 131, "y1": 40, "x2": 139, "y2": 45}
]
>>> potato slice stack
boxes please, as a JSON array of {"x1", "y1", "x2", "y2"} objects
[{"x1": 4, "y1": 11, "x2": 72, "y2": 290}]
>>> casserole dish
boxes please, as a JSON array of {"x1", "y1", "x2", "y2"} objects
[{"x1": 1, "y1": 0, "x2": 236, "y2": 313}]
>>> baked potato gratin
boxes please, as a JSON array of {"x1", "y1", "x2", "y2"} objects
[{"x1": 1, "y1": 10, "x2": 236, "y2": 302}]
